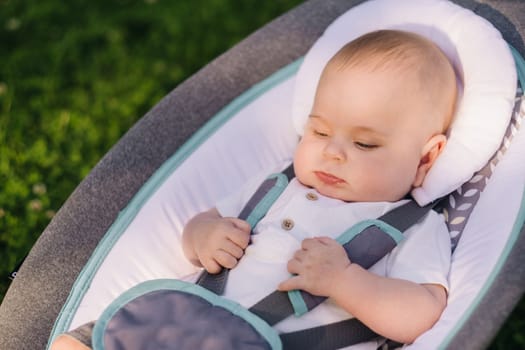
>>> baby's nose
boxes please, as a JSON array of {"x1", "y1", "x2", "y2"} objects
[{"x1": 323, "y1": 139, "x2": 347, "y2": 161}]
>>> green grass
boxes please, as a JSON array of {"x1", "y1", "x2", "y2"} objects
[
  {"x1": 0, "y1": 0, "x2": 303, "y2": 297},
  {"x1": 0, "y1": 0, "x2": 523, "y2": 348}
]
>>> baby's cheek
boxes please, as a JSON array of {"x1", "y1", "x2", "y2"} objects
[{"x1": 293, "y1": 144, "x2": 312, "y2": 177}]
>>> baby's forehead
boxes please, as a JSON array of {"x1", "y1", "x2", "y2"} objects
[
  {"x1": 317, "y1": 66, "x2": 448, "y2": 137},
  {"x1": 322, "y1": 57, "x2": 422, "y2": 94},
  {"x1": 328, "y1": 50, "x2": 432, "y2": 80},
  {"x1": 326, "y1": 31, "x2": 453, "y2": 86},
  {"x1": 327, "y1": 57, "x2": 415, "y2": 79}
]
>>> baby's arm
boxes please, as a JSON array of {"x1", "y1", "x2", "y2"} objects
[
  {"x1": 50, "y1": 335, "x2": 92, "y2": 350},
  {"x1": 278, "y1": 237, "x2": 447, "y2": 344},
  {"x1": 182, "y1": 208, "x2": 251, "y2": 273}
]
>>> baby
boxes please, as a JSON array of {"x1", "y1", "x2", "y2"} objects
[{"x1": 51, "y1": 29, "x2": 457, "y2": 349}]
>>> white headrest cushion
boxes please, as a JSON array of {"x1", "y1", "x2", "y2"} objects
[{"x1": 291, "y1": 0, "x2": 517, "y2": 205}]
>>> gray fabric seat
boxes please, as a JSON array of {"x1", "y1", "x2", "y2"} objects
[{"x1": 0, "y1": 1, "x2": 524, "y2": 349}]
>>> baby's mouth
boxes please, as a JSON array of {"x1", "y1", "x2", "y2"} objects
[{"x1": 314, "y1": 171, "x2": 346, "y2": 185}]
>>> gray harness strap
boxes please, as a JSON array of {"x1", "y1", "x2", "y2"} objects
[
  {"x1": 253, "y1": 202, "x2": 436, "y2": 350},
  {"x1": 195, "y1": 174, "x2": 285, "y2": 295},
  {"x1": 250, "y1": 200, "x2": 436, "y2": 324},
  {"x1": 197, "y1": 165, "x2": 437, "y2": 349},
  {"x1": 280, "y1": 318, "x2": 379, "y2": 350}
]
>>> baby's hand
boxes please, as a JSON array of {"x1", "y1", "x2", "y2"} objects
[
  {"x1": 182, "y1": 208, "x2": 251, "y2": 273},
  {"x1": 278, "y1": 237, "x2": 351, "y2": 296}
]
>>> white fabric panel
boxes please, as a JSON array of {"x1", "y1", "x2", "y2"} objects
[{"x1": 69, "y1": 76, "x2": 298, "y2": 329}]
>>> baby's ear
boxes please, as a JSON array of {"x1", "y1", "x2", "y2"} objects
[{"x1": 413, "y1": 134, "x2": 447, "y2": 187}]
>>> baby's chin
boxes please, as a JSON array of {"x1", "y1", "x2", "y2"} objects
[
  {"x1": 313, "y1": 185, "x2": 406, "y2": 203},
  {"x1": 297, "y1": 178, "x2": 353, "y2": 202},
  {"x1": 308, "y1": 184, "x2": 354, "y2": 202},
  {"x1": 298, "y1": 177, "x2": 402, "y2": 202}
]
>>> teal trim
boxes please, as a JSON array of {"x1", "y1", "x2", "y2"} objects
[
  {"x1": 92, "y1": 279, "x2": 282, "y2": 350},
  {"x1": 288, "y1": 290, "x2": 309, "y2": 317},
  {"x1": 510, "y1": 45, "x2": 525, "y2": 88},
  {"x1": 47, "y1": 57, "x2": 303, "y2": 347},
  {"x1": 438, "y1": 185, "x2": 525, "y2": 349},
  {"x1": 245, "y1": 173, "x2": 289, "y2": 228},
  {"x1": 336, "y1": 219, "x2": 405, "y2": 246}
]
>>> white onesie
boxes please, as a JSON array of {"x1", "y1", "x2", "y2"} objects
[{"x1": 216, "y1": 175, "x2": 451, "y2": 349}]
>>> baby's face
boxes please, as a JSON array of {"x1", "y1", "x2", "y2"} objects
[{"x1": 294, "y1": 65, "x2": 437, "y2": 202}]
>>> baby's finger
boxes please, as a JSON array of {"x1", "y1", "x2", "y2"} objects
[
  {"x1": 229, "y1": 218, "x2": 251, "y2": 233},
  {"x1": 301, "y1": 237, "x2": 320, "y2": 250},
  {"x1": 226, "y1": 226, "x2": 251, "y2": 249},
  {"x1": 315, "y1": 236, "x2": 335, "y2": 245},
  {"x1": 291, "y1": 249, "x2": 306, "y2": 263},
  {"x1": 286, "y1": 257, "x2": 302, "y2": 274},
  {"x1": 278, "y1": 275, "x2": 303, "y2": 292},
  {"x1": 202, "y1": 258, "x2": 222, "y2": 274},
  {"x1": 214, "y1": 250, "x2": 240, "y2": 270},
  {"x1": 222, "y1": 239, "x2": 245, "y2": 259}
]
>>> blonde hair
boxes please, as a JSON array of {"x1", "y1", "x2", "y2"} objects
[{"x1": 328, "y1": 30, "x2": 457, "y2": 132}]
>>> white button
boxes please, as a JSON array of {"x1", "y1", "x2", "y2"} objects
[
  {"x1": 281, "y1": 218, "x2": 295, "y2": 231},
  {"x1": 306, "y1": 192, "x2": 318, "y2": 201}
]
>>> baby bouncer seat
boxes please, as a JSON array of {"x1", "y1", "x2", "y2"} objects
[{"x1": 0, "y1": 0, "x2": 524, "y2": 349}]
